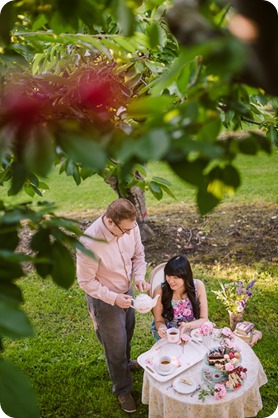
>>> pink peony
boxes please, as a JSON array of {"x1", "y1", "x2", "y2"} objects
[
  {"x1": 214, "y1": 383, "x2": 227, "y2": 400},
  {"x1": 199, "y1": 321, "x2": 214, "y2": 335}
]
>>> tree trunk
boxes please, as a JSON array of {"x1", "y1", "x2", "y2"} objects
[{"x1": 105, "y1": 173, "x2": 155, "y2": 242}]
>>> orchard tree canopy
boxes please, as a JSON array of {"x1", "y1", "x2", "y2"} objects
[{"x1": 0, "y1": 1, "x2": 277, "y2": 417}]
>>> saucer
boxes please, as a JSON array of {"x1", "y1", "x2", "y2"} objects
[
  {"x1": 154, "y1": 360, "x2": 177, "y2": 376},
  {"x1": 190, "y1": 329, "x2": 202, "y2": 342},
  {"x1": 160, "y1": 343, "x2": 183, "y2": 357},
  {"x1": 173, "y1": 376, "x2": 198, "y2": 394}
]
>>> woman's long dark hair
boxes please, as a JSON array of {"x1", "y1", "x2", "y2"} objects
[{"x1": 161, "y1": 255, "x2": 200, "y2": 322}]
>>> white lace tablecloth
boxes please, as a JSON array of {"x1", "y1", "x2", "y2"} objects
[{"x1": 141, "y1": 336, "x2": 267, "y2": 418}]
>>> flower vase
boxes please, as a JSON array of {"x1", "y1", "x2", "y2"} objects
[{"x1": 228, "y1": 310, "x2": 244, "y2": 331}]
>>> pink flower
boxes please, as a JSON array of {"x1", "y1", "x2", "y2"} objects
[
  {"x1": 145, "y1": 358, "x2": 153, "y2": 365},
  {"x1": 199, "y1": 321, "x2": 214, "y2": 335},
  {"x1": 214, "y1": 383, "x2": 227, "y2": 400},
  {"x1": 240, "y1": 371, "x2": 247, "y2": 380},
  {"x1": 225, "y1": 363, "x2": 234, "y2": 372},
  {"x1": 183, "y1": 308, "x2": 192, "y2": 316}
]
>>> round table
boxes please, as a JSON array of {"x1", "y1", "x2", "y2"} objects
[{"x1": 141, "y1": 336, "x2": 267, "y2": 418}]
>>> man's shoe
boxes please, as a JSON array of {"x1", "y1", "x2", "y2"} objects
[
  {"x1": 118, "y1": 393, "x2": 136, "y2": 413},
  {"x1": 129, "y1": 360, "x2": 141, "y2": 372}
]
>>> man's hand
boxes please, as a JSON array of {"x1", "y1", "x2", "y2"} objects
[
  {"x1": 115, "y1": 293, "x2": 133, "y2": 309},
  {"x1": 134, "y1": 279, "x2": 151, "y2": 292}
]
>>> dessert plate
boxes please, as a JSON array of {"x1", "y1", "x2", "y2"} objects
[
  {"x1": 160, "y1": 343, "x2": 183, "y2": 357},
  {"x1": 154, "y1": 360, "x2": 178, "y2": 376},
  {"x1": 173, "y1": 376, "x2": 198, "y2": 394},
  {"x1": 202, "y1": 366, "x2": 244, "y2": 392}
]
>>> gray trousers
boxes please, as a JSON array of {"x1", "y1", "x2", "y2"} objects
[{"x1": 86, "y1": 289, "x2": 135, "y2": 397}]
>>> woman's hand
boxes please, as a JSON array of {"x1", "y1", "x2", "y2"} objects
[
  {"x1": 179, "y1": 322, "x2": 192, "y2": 334},
  {"x1": 157, "y1": 324, "x2": 167, "y2": 339}
]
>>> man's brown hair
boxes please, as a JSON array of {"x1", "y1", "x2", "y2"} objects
[{"x1": 106, "y1": 198, "x2": 136, "y2": 224}]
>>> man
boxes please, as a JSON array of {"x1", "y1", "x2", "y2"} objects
[{"x1": 76, "y1": 198, "x2": 150, "y2": 414}]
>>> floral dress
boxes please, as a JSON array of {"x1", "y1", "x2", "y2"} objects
[{"x1": 151, "y1": 281, "x2": 197, "y2": 341}]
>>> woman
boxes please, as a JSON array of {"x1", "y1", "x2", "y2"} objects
[{"x1": 151, "y1": 255, "x2": 208, "y2": 341}]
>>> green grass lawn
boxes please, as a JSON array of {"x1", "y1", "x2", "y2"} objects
[
  {"x1": 1, "y1": 150, "x2": 277, "y2": 215},
  {"x1": 1, "y1": 150, "x2": 278, "y2": 417}
]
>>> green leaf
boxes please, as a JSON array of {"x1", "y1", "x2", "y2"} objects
[
  {"x1": 0, "y1": 261, "x2": 24, "y2": 280},
  {"x1": 30, "y1": 229, "x2": 53, "y2": 277},
  {"x1": 151, "y1": 176, "x2": 172, "y2": 187},
  {"x1": 59, "y1": 135, "x2": 106, "y2": 171},
  {"x1": 238, "y1": 136, "x2": 258, "y2": 155},
  {"x1": 169, "y1": 159, "x2": 207, "y2": 187},
  {"x1": 0, "y1": 282, "x2": 23, "y2": 305},
  {"x1": 160, "y1": 184, "x2": 176, "y2": 199},
  {"x1": 30, "y1": 228, "x2": 51, "y2": 252},
  {"x1": 0, "y1": 1, "x2": 16, "y2": 46},
  {"x1": 113, "y1": 36, "x2": 137, "y2": 52},
  {"x1": 135, "y1": 129, "x2": 170, "y2": 160},
  {"x1": 114, "y1": 0, "x2": 135, "y2": 36},
  {"x1": 0, "y1": 359, "x2": 39, "y2": 418},
  {"x1": 128, "y1": 96, "x2": 173, "y2": 119},
  {"x1": 208, "y1": 164, "x2": 241, "y2": 188},
  {"x1": 24, "y1": 184, "x2": 36, "y2": 197},
  {"x1": 151, "y1": 48, "x2": 190, "y2": 96},
  {"x1": 0, "y1": 229, "x2": 19, "y2": 251},
  {"x1": 197, "y1": 187, "x2": 220, "y2": 216},
  {"x1": 147, "y1": 22, "x2": 165, "y2": 49},
  {"x1": 32, "y1": 14, "x2": 48, "y2": 31},
  {"x1": 0, "y1": 300, "x2": 33, "y2": 338},
  {"x1": 51, "y1": 241, "x2": 76, "y2": 288},
  {"x1": 9, "y1": 162, "x2": 28, "y2": 196},
  {"x1": 24, "y1": 127, "x2": 55, "y2": 177},
  {"x1": 198, "y1": 118, "x2": 222, "y2": 142},
  {"x1": 149, "y1": 181, "x2": 163, "y2": 200},
  {"x1": 133, "y1": 164, "x2": 147, "y2": 178}
]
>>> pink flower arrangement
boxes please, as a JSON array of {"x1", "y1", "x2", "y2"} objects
[
  {"x1": 214, "y1": 383, "x2": 227, "y2": 400},
  {"x1": 198, "y1": 321, "x2": 214, "y2": 336}
]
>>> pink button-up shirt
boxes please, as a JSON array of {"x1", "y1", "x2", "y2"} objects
[{"x1": 76, "y1": 215, "x2": 146, "y2": 305}]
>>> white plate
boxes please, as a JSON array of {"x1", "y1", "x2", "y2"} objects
[
  {"x1": 160, "y1": 343, "x2": 183, "y2": 357},
  {"x1": 154, "y1": 360, "x2": 178, "y2": 376},
  {"x1": 173, "y1": 376, "x2": 198, "y2": 394}
]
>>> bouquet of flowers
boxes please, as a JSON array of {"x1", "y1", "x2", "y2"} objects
[
  {"x1": 212, "y1": 280, "x2": 256, "y2": 314},
  {"x1": 198, "y1": 321, "x2": 215, "y2": 336}
]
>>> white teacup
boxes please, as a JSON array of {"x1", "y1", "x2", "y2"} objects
[
  {"x1": 167, "y1": 327, "x2": 180, "y2": 343},
  {"x1": 158, "y1": 355, "x2": 172, "y2": 372}
]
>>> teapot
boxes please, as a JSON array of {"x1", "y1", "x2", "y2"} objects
[{"x1": 131, "y1": 293, "x2": 160, "y2": 314}]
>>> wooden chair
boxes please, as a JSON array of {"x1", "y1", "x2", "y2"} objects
[{"x1": 148, "y1": 262, "x2": 166, "y2": 297}]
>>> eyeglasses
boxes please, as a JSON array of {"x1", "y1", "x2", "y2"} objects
[{"x1": 113, "y1": 220, "x2": 138, "y2": 234}]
